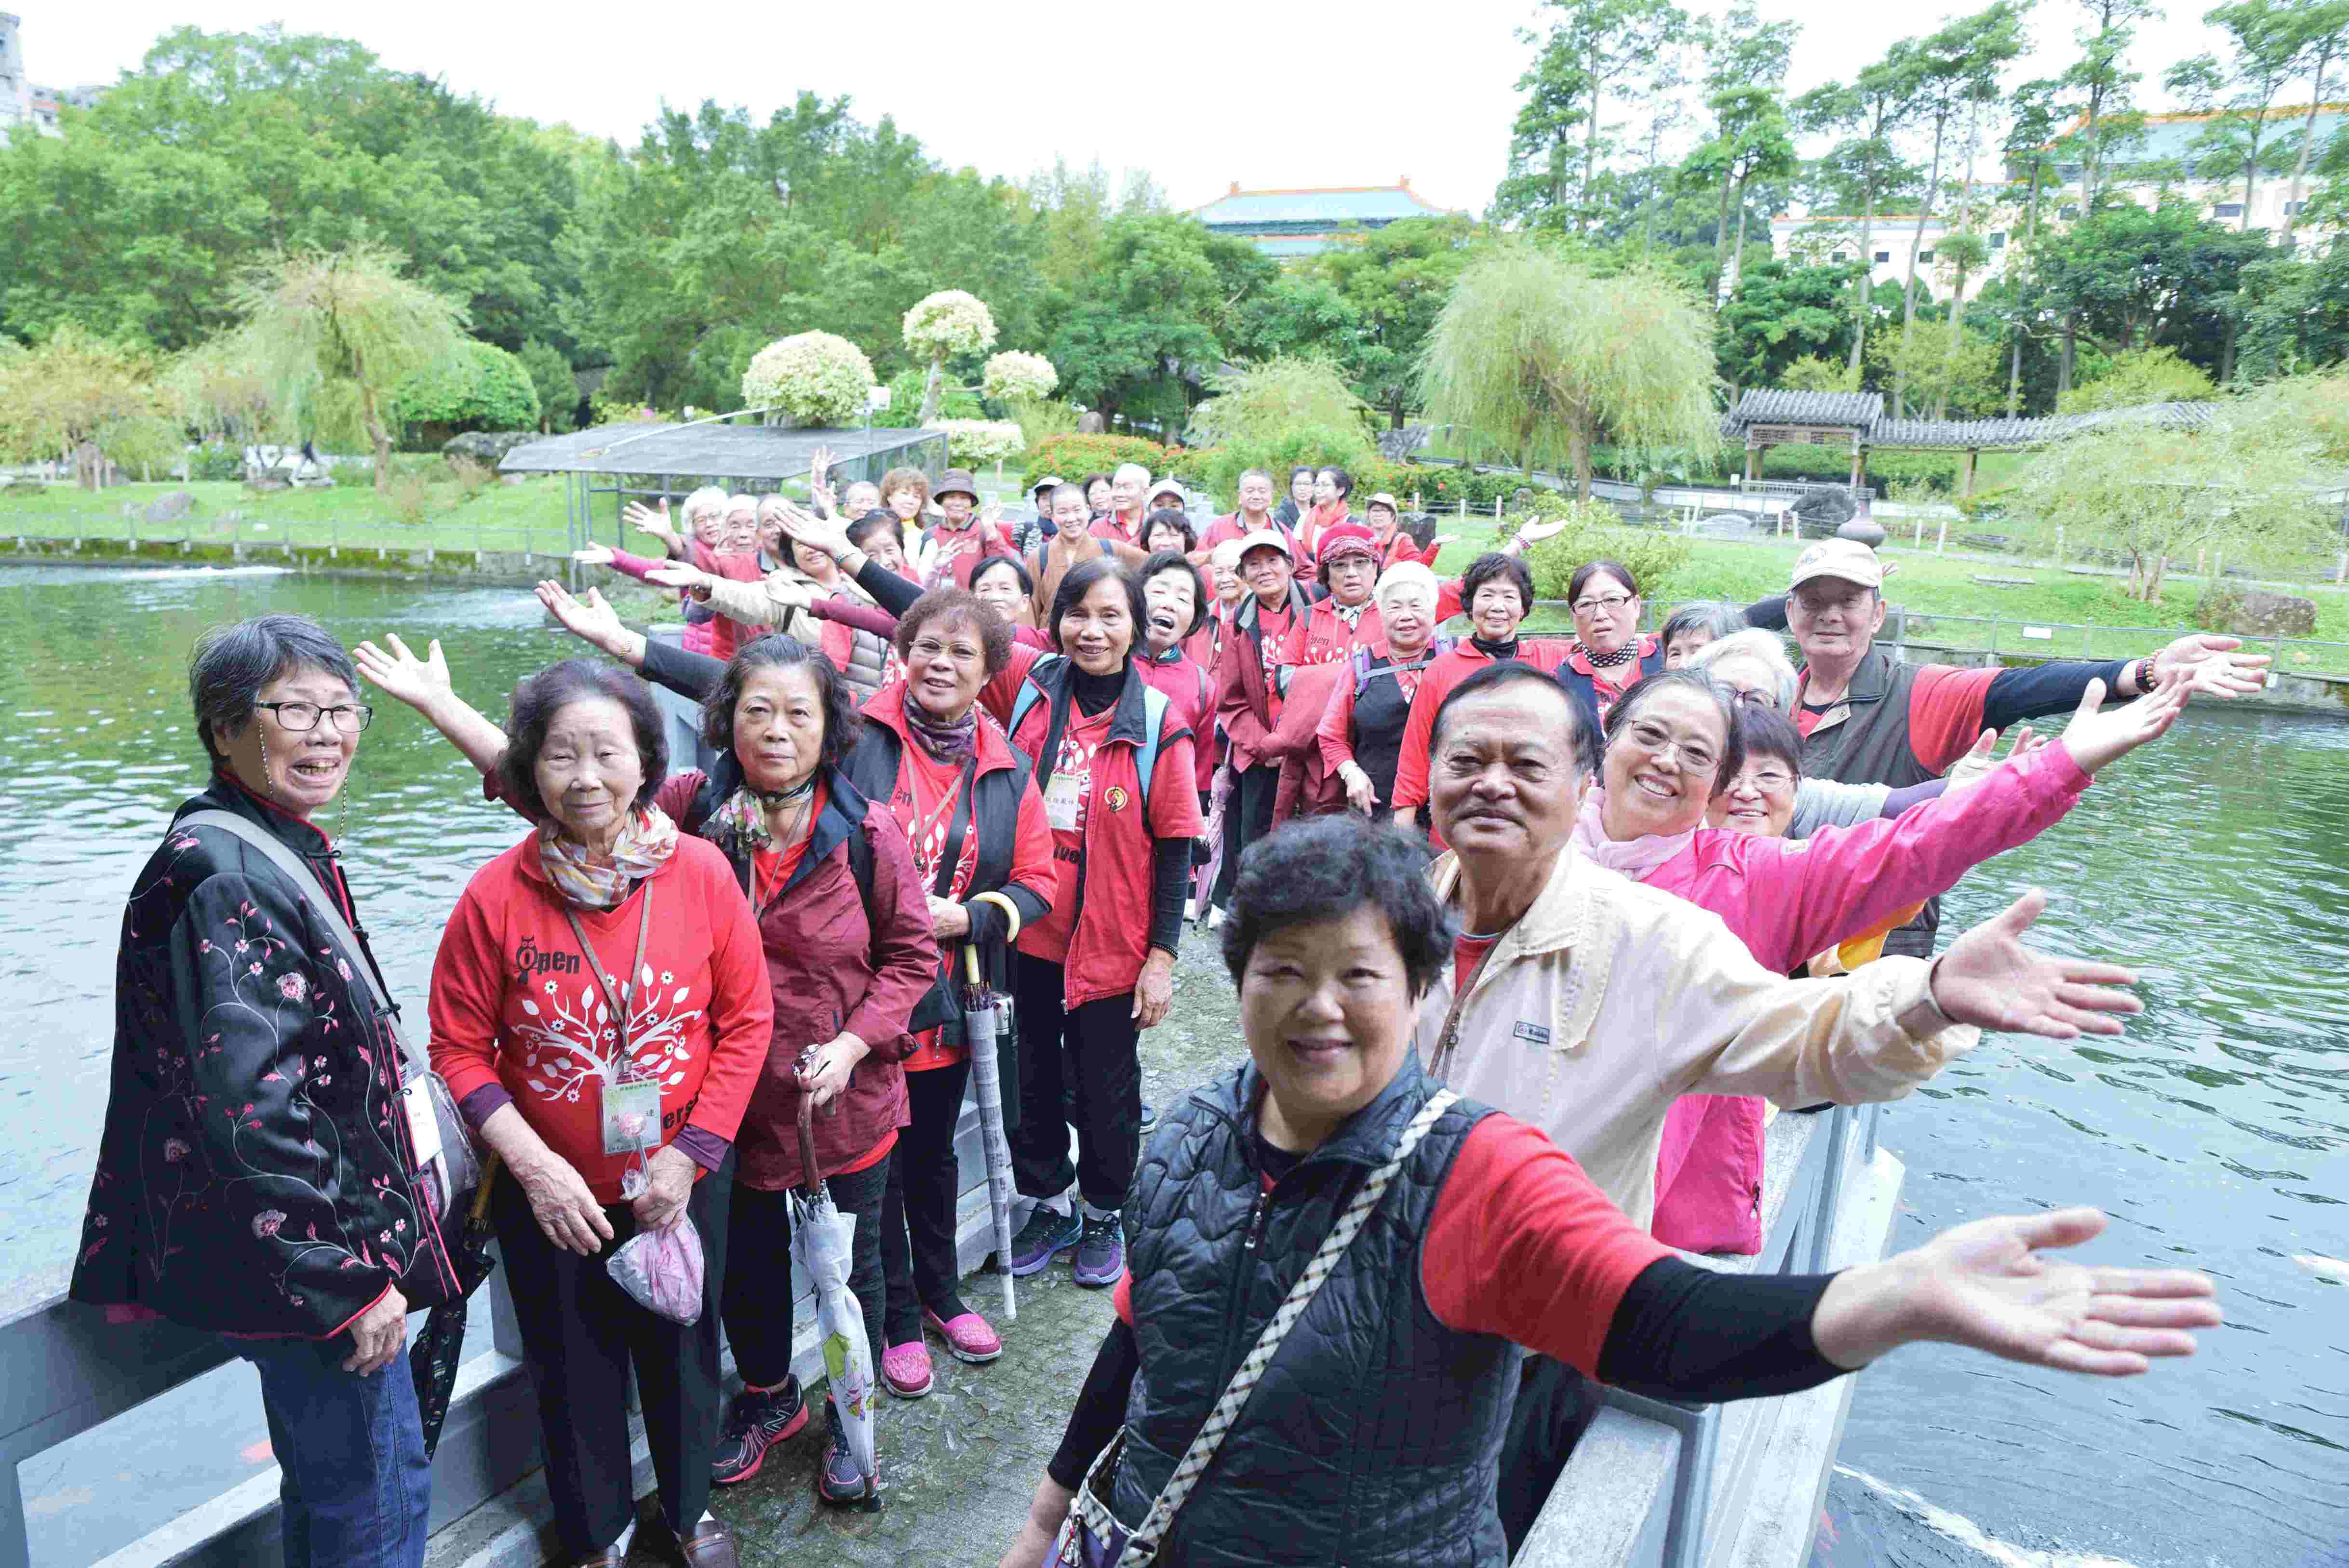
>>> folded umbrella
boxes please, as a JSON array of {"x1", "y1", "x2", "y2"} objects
[
  {"x1": 410, "y1": 1155, "x2": 501, "y2": 1460},
  {"x1": 1193, "y1": 764, "x2": 1234, "y2": 927},
  {"x1": 962, "y1": 940, "x2": 1018, "y2": 1321},
  {"x1": 792, "y1": 1096, "x2": 879, "y2": 1503}
]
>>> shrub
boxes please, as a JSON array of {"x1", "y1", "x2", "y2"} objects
[
  {"x1": 517, "y1": 339, "x2": 581, "y2": 433},
  {"x1": 983, "y1": 350, "x2": 1059, "y2": 403},
  {"x1": 1503, "y1": 498, "x2": 1694, "y2": 602},
  {"x1": 391, "y1": 341, "x2": 541, "y2": 445},
  {"x1": 902, "y1": 291, "x2": 998, "y2": 362},
  {"x1": 446, "y1": 456, "x2": 497, "y2": 501},
  {"x1": 1020, "y1": 433, "x2": 1172, "y2": 491},
  {"x1": 387, "y1": 469, "x2": 438, "y2": 527},
  {"x1": 1009, "y1": 398, "x2": 1082, "y2": 451},
  {"x1": 2056, "y1": 346, "x2": 2216, "y2": 414},
  {"x1": 1781, "y1": 353, "x2": 1859, "y2": 393},
  {"x1": 939, "y1": 419, "x2": 1025, "y2": 466},
  {"x1": 742, "y1": 332, "x2": 876, "y2": 428},
  {"x1": 1188, "y1": 359, "x2": 1373, "y2": 452}
]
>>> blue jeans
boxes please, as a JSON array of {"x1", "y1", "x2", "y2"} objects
[{"x1": 232, "y1": 1333, "x2": 432, "y2": 1568}]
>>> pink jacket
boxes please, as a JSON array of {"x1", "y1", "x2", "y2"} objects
[{"x1": 1649, "y1": 742, "x2": 2092, "y2": 1252}]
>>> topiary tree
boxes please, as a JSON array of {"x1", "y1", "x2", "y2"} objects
[
  {"x1": 2055, "y1": 346, "x2": 2218, "y2": 414},
  {"x1": 391, "y1": 340, "x2": 542, "y2": 446},
  {"x1": 741, "y1": 331, "x2": 877, "y2": 429},
  {"x1": 983, "y1": 350, "x2": 1059, "y2": 404},
  {"x1": 1419, "y1": 247, "x2": 1720, "y2": 500},
  {"x1": 903, "y1": 291, "x2": 999, "y2": 425},
  {"x1": 937, "y1": 418, "x2": 1026, "y2": 468},
  {"x1": 1503, "y1": 497, "x2": 1694, "y2": 602},
  {"x1": 1188, "y1": 358, "x2": 1372, "y2": 451},
  {"x1": 228, "y1": 243, "x2": 472, "y2": 493}
]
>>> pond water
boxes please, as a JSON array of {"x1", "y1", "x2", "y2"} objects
[{"x1": 2, "y1": 563, "x2": 2343, "y2": 1566}]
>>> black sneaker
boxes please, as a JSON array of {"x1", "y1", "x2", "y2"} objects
[
  {"x1": 711, "y1": 1377, "x2": 808, "y2": 1486},
  {"x1": 1009, "y1": 1204, "x2": 1084, "y2": 1276}
]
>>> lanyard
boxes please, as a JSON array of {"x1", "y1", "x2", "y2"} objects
[{"x1": 561, "y1": 881, "x2": 655, "y2": 1082}]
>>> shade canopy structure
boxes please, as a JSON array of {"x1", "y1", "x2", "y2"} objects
[
  {"x1": 500, "y1": 420, "x2": 950, "y2": 563},
  {"x1": 1721, "y1": 391, "x2": 2221, "y2": 496}
]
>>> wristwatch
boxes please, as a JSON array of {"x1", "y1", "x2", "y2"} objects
[{"x1": 2131, "y1": 656, "x2": 2157, "y2": 693}]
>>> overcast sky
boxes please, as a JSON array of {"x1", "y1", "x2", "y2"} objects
[{"x1": 18, "y1": 0, "x2": 2247, "y2": 213}]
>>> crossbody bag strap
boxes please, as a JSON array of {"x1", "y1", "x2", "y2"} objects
[
  {"x1": 559, "y1": 880, "x2": 655, "y2": 1073},
  {"x1": 1120, "y1": 1087, "x2": 1462, "y2": 1565},
  {"x1": 931, "y1": 755, "x2": 981, "y2": 899},
  {"x1": 181, "y1": 810, "x2": 393, "y2": 1017}
]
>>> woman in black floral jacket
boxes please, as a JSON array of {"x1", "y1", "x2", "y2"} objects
[{"x1": 71, "y1": 614, "x2": 459, "y2": 1568}]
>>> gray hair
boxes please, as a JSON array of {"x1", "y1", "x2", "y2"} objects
[
  {"x1": 1661, "y1": 600, "x2": 1746, "y2": 654},
  {"x1": 189, "y1": 614, "x2": 358, "y2": 761},
  {"x1": 1689, "y1": 628, "x2": 1799, "y2": 711},
  {"x1": 1113, "y1": 462, "x2": 1152, "y2": 490}
]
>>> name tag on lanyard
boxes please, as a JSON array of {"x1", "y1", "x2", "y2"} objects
[{"x1": 1044, "y1": 768, "x2": 1084, "y2": 833}]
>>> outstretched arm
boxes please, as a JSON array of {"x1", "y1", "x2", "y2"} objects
[{"x1": 353, "y1": 633, "x2": 508, "y2": 777}]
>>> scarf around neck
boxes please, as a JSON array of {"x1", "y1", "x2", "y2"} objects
[
  {"x1": 1570, "y1": 787, "x2": 1699, "y2": 882},
  {"x1": 904, "y1": 703, "x2": 980, "y2": 764},
  {"x1": 1573, "y1": 638, "x2": 1641, "y2": 670},
  {"x1": 538, "y1": 805, "x2": 680, "y2": 909},
  {"x1": 706, "y1": 772, "x2": 818, "y2": 857}
]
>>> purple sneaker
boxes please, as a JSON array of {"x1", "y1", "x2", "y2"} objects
[
  {"x1": 1009, "y1": 1205, "x2": 1083, "y2": 1277},
  {"x1": 1073, "y1": 1210, "x2": 1124, "y2": 1288}
]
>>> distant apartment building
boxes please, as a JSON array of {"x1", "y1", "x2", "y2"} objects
[
  {"x1": 1770, "y1": 104, "x2": 2346, "y2": 299},
  {"x1": 0, "y1": 13, "x2": 107, "y2": 137}
]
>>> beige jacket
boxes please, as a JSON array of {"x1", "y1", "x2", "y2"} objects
[
  {"x1": 1419, "y1": 846, "x2": 1975, "y2": 1227},
  {"x1": 695, "y1": 566, "x2": 824, "y2": 646}
]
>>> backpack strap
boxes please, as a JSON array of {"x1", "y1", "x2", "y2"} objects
[
  {"x1": 846, "y1": 815, "x2": 875, "y2": 908},
  {"x1": 1133, "y1": 683, "x2": 1170, "y2": 814}
]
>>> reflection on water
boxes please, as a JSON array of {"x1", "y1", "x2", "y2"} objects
[{"x1": 3, "y1": 566, "x2": 2345, "y2": 1563}]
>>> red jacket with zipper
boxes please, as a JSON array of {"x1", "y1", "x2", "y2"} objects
[{"x1": 982, "y1": 645, "x2": 1203, "y2": 1008}]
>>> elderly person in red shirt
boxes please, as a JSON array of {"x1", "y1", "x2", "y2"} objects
[
  {"x1": 1209, "y1": 528, "x2": 1318, "y2": 917},
  {"x1": 427, "y1": 658, "x2": 773, "y2": 1568}
]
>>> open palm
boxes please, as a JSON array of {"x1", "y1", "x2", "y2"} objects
[
  {"x1": 1933, "y1": 887, "x2": 2142, "y2": 1038},
  {"x1": 534, "y1": 580, "x2": 627, "y2": 652},
  {"x1": 352, "y1": 632, "x2": 451, "y2": 710},
  {"x1": 1908, "y1": 1208, "x2": 2219, "y2": 1376}
]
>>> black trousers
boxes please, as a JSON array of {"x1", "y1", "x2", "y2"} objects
[
  {"x1": 1211, "y1": 761, "x2": 1280, "y2": 910},
  {"x1": 720, "y1": 1161, "x2": 889, "y2": 1395},
  {"x1": 1497, "y1": 1355, "x2": 1602, "y2": 1558},
  {"x1": 492, "y1": 1152, "x2": 732, "y2": 1558},
  {"x1": 879, "y1": 1058, "x2": 974, "y2": 1343},
  {"x1": 1010, "y1": 952, "x2": 1142, "y2": 1213}
]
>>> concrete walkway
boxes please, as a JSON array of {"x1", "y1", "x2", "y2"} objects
[{"x1": 621, "y1": 935, "x2": 1249, "y2": 1568}]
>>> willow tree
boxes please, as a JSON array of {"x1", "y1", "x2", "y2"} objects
[
  {"x1": 1418, "y1": 246, "x2": 1718, "y2": 499},
  {"x1": 229, "y1": 244, "x2": 470, "y2": 492},
  {"x1": 0, "y1": 326, "x2": 175, "y2": 487}
]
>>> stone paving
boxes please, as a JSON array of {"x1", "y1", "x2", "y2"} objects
[{"x1": 625, "y1": 934, "x2": 1248, "y2": 1568}]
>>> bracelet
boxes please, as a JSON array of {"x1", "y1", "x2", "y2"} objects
[{"x1": 2132, "y1": 656, "x2": 2156, "y2": 693}]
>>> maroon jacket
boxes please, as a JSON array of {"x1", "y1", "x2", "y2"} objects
[{"x1": 651, "y1": 767, "x2": 937, "y2": 1192}]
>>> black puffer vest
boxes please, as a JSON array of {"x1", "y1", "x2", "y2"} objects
[
  {"x1": 1113, "y1": 1058, "x2": 1520, "y2": 1567},
  {"x1": 1797, "y1": 644, "x2": 1939, "y2": 956}
]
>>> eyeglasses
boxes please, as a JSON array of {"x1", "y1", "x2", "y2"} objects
[
  {"x1": 255, "y1": 701, "x2": 374, "y2": 734},
  {"x1": 1730, "y1": 686, "x2": 1780, "y2": 710},
  {"x1": 1572, "y1": 593, "x2": 1635, "y2": 614}
]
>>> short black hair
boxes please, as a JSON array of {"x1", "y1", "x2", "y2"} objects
[
  {"x1": 1604, "y1": 670, "x2": 1745, "y2": 798},
  {"x1": 1569, "y1": 559, "x2": 1640, "y2": 603},
  {"x1": 1317, "y1": 466, "x2": 1354, "y2": 500},
  {"x1": 499, "y1": 658, "x2": 666, "y2": 821},
  {"x1": 847, "y1": 510, "x2": 901, "y2": 551},
  {"x1": 970, "y1": 552, "x2": 1034, "y2": 599},
  {"x1": 1732, "y1": 702, "x2": 1804, "y2": 778},
  {"x1": 897, "y1": 586, "x2": 1016, "y2": 676},
  {"x1": 700, "y1": 633, "x2": 858, "y2": 770},
  {"x1": 1429, "y1": 661, "x2": 1600, "y2": 782},
  {"x1": 1459, "y1": 551, "x2": 1534, "y2": 614},
  {"x1": 189, "y1": 614, "x2": 359, "y2": 762},
  {"x1": 1143, "y1": 508, "x2": 1196, "y2": 553},
  {"x1": 1048, "y1": 557, "x2": 1144, "y2": 663},
  {"x1": 1222, "y1": 816, "x2": 1454, "y2": 1001},
  {"x1": 1138, "y1": 548, "x2": 1208, "y2": 639},
  {"x1": 1080, "y1": 471, "x2": 1113, "y2": 501}
]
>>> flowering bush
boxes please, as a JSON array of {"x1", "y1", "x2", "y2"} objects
[
  {"x1": 982, "y1": 350, "x2": 1058, "y2": 403},
  {"x1": 902, "y1": 291, "x2": 998, "y2": 362},
  {"x1": 939, "y1": 419, "x2": 1026, "y2": 465},
  {"x1": 741, "y1": 332, "x2": 876, "y2": 428}
]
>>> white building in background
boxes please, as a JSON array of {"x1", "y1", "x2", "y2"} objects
[
  {"x1": 0, "y1": 13, "x2": 107, "y2": 137},
  {"x1": 1770, "y1": 104, "x2": 2348, "y2": 299}
]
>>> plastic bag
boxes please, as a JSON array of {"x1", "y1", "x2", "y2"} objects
[{"x1": 607, "y1": 1215, "x2": 706, "y2": 1325}]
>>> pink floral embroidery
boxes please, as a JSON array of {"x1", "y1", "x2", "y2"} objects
[
  {"x1": 276, "y1": 972, "x2": 307, "y2": 1003},
  {"x1": 163, "y1": 1138, "x2": 190, "y2": 1163},
  {"x1": 251, "y1": 1209, "x2": 286, "y2": 1239}
]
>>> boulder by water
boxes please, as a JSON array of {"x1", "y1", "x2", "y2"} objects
[
  {"x1": 2196, "y1": 582, "x2": 2316, "y2": 640},
  {"x1": 143, "y1": 490, "x2": 195, "y2": 523},
  {"x1": 1790, "y1": 486, "x2": 1856, "y2": 528}
]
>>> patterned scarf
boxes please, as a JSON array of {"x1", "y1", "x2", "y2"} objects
[
  {"x1": 904, "y1": 704, "x2": 980, "y2": 764},
  {"x1": 1573, "y1": 639, "x2": 1640, "y2": 670},
  {"x1": 537, "y1": 805, "x2": 680, "y2": 909},
  {"x1": 706, "y1": 773, "x2": 818, "y2": 856},
  {"x1": 1333, "y1": 599, "x2": 1371, "y2": 629}
]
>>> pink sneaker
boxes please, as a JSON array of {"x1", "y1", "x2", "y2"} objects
[
  {"x1": 924, "y1": 1307, "x2": 1003, "y2": 1365},
  {"x1": 880, "y1": 1340, "x2": 933, "y2": 1398}
]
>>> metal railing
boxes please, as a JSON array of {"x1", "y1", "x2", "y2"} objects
[{"x1": 1518, "y1": 1101, "x2": 1893, "y2": 1568}]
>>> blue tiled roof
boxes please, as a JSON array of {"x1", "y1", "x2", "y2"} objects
[
  {"x1": 1192, "y1": 185, "x2": 1454, "y2": 225},
  {"x1": 2048, "y1": 106, "x2": 2346, "y2": 174}
]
